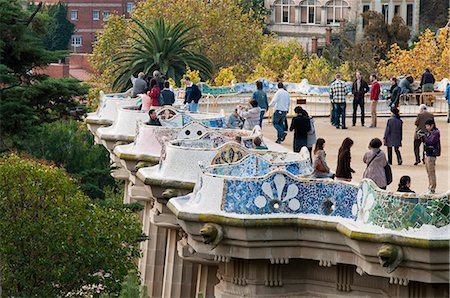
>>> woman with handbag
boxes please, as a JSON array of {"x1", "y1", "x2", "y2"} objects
[
  {"x1": 313, "y1": 138, "x2": 334, "y2": 179},
  {"x1": 363, "y1": 138, "x2": 389, "y2": 190}
]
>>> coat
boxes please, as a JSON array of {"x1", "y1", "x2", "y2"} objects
[
  {"x1": 313, "y1": 149, "x2": 330, "y2": 176},
  {"x1": 414, "y1": 111, "x2": 434, "y2": 140},
  {"x1": 351, "y1": 79, "x2": 369, "y2": 99},
  {"x1": 384, "y1": 116, "x2": 403, "y2": 147},
  {"x1": 306, "y1": 117, "x2": 317, "y2": 146},
  {"x1": 336, "y1": 149, "x2": 354, "y2": 179},
  {"x1": 240, "y1": 107, "x2": 261, "y2": 130},
  {"x1": 148, "y1": 86, "x2": 161, "y2": 106},
  {"x1": 363, "y1": 149, "x2": 388, "y2": 188},
  {"x1": 423, "y1": 128, "x2": 441, "y2": 157}
]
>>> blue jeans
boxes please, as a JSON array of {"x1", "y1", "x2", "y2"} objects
[
  {"x1": 259, "y1": 110, "x2": 265, "y2": 128},
  {"x1": 188, "y1": 102, "x2": 198, "y2": 112},
  {"x1": 335, "y1": 103, "x2": 346, "y2": 128},
  {"x1": 272, "y1": 110, "x2": 287, "y2": 142}
]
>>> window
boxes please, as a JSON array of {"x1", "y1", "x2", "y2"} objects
[
  {"x1": 127, "y1": 2, "x2": 134, "y2": 13},
  {"x1": 406, "y1": 4, "x2": 413, "y2": 26},
  {"x1": 103, "y1": 10, "x2": 110, "y2": 20},
  {"x1": 382, "y1": 4, "x2": 389, "y2": 23},
  {"x1": 274, "y1": 0, "x2": 295, "y2": 24},
  {"x1": 326, "y1": 0, "x2": 349, "y2": 25},
  {"x1": 394, "y1": 5, "x2": 400, "y2": 16},
  {"x1": 362, "y1": 5, "x2": 369, "y2": 28},
  {"x1": 300, "y1": 0, "x2": 320, "y2": 24},
  {"x1": 92, "y1": 10, "x2": 100, "y2": 20},
  {"x1": 71, "y1": 36, "x2": 82, "y2": 47},
  {"x1": 70, "y1": 10, "x2": 78, "y2": 20}
]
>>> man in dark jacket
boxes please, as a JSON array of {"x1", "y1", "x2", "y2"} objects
[
  {"x1": 420, "y1": 68, "x2": 435, "y2": 93},
  {"x1": 289, "y1": 106, "x2": 311, "y2": 153},
  {"x1": 160, "y1": 81, "x2": 175, "y2": 105},
  {"x1": 351, "y1": 71, "x2": 369, "y2": 126},
  {"x1": 146, "y1": 109, "x2": 162, "y2": 126},
  {"x1": 184, "y1": 77, "x2": 202, "y2": 112}
]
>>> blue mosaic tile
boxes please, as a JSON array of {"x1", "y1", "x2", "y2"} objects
[{"x1": 222, "y1": 172, "x2": 358, "y2": 218}]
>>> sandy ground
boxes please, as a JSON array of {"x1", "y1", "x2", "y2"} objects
[{"x1": 261, "y1": 115, "x2": 449, "y2": 194}]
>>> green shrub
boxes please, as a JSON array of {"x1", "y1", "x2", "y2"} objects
[
  {"x1": 0, "y1": 154, "x2": 145, "y2": 297},
  {"x1": 20, "y1": 120, "x2": 116, "y2": 200}
]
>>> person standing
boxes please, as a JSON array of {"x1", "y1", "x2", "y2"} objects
[
  {"x1": 184, "y1": 77, "x2": 202, "y2": 112},
  {"x1": 131, "y1": 72, "x2": 147, "y2": 97},
  {"x1": 313, "y1": 138, "x2": 334, "y2": 179},
  {"x1": 160, "y1": 81, "x2": 175, "y2": 105},
  {"x1": 351, "y1": 71, "x2": 369, "y2": 126},
  {"x1": 423, "y1": 118, "x2": 441, "y2": 194},
  {"x1": 420, "y1": 69, "x2": 435, "y2": 93},
  {"x1": 252, "y1": 81, "x2": 269, "y2": 127},
  {"x1": 369, "y1": 74, "x2": 380, "y2": 128},
  {"x1": 444, "y1": 82, "x2": 450, "y2": 123},
  {"x1": 383, "y1": 108, "x2": 403, "y2": 165},
  {"x1": 388, "y1": 77, "x2": 401, "y2": 108},
  {"x1": 147, "y1": 79, "x2": 161, "y2": 107},
  {"x1": 335, "y1": 137, "x2": 355, "y2": 182},
  {"x1": 330, "y1": 72, "x2": 348, "y2": 129},
  {"x1": 289, "y1": 106, "x2": 311, "y2": 153},
  {"x1": 413, "y1": 104, "x2": 434, "y2": 165},
  {"x1": 269, "y1": 82, "x2": 290, "y2": 144},
  {"x1": 363, "y1": 138, "x2": 388, "y2": 190},
  {"x1": 239, "y1": 100, "x2": 262, "y2": 130}
]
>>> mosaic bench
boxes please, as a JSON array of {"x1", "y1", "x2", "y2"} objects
[{"x1": 113, "y1": 121, "x2": 261, "y2": 165}]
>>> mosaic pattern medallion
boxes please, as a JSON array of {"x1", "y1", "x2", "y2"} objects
[{"x1": 222, "y1": 172, "x2": 358, "y2": 218}]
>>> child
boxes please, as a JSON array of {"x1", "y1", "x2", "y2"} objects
[
  {"x1": 253, "y1": 137, "x2": 268, "y2": 150},
  {"x1": 397, "y1": 176, "x2": 414, "y2": 193}
]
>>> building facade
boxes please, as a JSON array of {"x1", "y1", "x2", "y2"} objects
[
  {"x1": 42, "y1": 0, "x2": 138, "y2": 53},
  {"x1": 264, "y1": 0, "x2": 420, "y2": 52}
]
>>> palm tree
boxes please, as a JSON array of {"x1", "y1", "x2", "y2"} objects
[{"x1": 111, "y1": 17, "x2": 214, "y2": 91}]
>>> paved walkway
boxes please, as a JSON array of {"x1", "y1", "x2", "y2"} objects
[{"x1": 261, "y1": 116, "x2": 449, "y2": 194}]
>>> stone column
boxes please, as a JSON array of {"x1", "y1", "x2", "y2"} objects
[
  {"x1": 388, "y1": 0, "x2": 394, "y2": 23},
  {"x1": 321, "y1": 6, "x2": 327, "y2": 26},
  {"x1": 400, "y1": 0, "x2": 407, "y2": 22},
  {"x1": 413, "y1": 0, "x2": 420, "y2": 34},
  {"x1": 374, "y1": 0, "x2": 381, "y2": 12},
  {"x1": 162, "y1": 229, "x2": 197, "y2": 298},
  {"x1": 196, "y1": 264, "x2": 219, "y2": 298},
  {"x1": 139, "y1": 201, "x2": 168, "y2": 298}
]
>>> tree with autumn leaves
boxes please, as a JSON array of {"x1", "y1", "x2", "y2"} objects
[{"x1": 378, "y1": 28, "x2": 450, "y2": 81}]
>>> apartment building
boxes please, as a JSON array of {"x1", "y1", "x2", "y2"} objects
[
  {"x1": 264, "y1": 0, "x2": 420, "y2": 52},
  {"x1": 42, "y1": 0, "x2": 138, "y2": 53}
]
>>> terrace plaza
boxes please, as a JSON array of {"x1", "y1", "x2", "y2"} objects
[
  {"x1": 86, "y1": 96, "x2": 450, "y2": 298},
  {"x1": 263, "y1": 115, "x2": 449, "y2": 194}
]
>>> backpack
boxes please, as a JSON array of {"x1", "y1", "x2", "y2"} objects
[{"x1": 366, "y1": 150, "x2": 393, "y2": 186}]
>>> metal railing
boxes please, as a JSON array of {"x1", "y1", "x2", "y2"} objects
[{"x1": 187, "y1": 91, "x2": 447, "y2": 119}]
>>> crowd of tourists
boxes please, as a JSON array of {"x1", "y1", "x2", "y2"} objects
[
  {"x1": 229, "y1": 73, "x2": 444, "y2": 195},
  {"x1": 130, "y1": 69, "x2": 447, "y2": 194}
]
